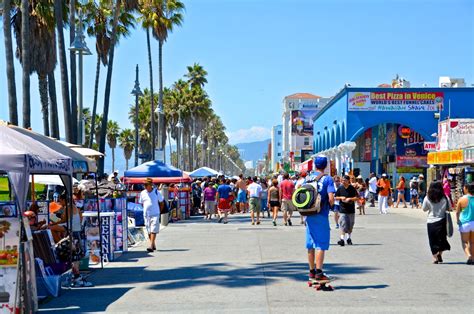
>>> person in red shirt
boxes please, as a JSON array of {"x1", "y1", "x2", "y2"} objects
[{"x1": 279, "y1": 173, "x2": 295, "y2": 226}]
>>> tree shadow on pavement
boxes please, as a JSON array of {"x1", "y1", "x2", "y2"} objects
[{"x1": 38, "y1": 287, "x2": 132, "y2": 313}]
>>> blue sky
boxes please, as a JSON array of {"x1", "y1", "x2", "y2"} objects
[{"x1": 1, "y1": 0, "x2": 473, "y2": 144}]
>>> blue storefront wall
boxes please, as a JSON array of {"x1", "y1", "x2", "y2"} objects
[{"x1": 313, "y1": 87, "x2": 474, "y2": 153}]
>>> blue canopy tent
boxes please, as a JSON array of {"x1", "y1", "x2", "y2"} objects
[
  {"x1": 189, "y1": 167, "x2": 220, "y2": 178},
  {"x1": 123, "y1": 161, "x2": 190, "y2": 184}
]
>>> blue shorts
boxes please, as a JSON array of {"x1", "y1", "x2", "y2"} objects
[
  {"x1": 237, "y1": 191, "x2": 247, "y2": 203},
  {"x1": 305, "y1": 214, "x2": 330, "y2": 251}
]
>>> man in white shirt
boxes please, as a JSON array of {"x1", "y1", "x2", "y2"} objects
[
  {"x1": 368, "y1": 172, "x2": 378, "y2": 207},
  {"x1": 139, "y1": 178, "x2": 164, "y2": 252},
  {"x1": 247, "y1": 176, "x2": 263, "y2": 225}
]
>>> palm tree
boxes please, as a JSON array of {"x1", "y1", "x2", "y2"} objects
[
  {"x1": 31, "y1": 1, "x2": 56, "y2": 136},
  {"x1": 185, "y1": 63, "x2": 207, "y2": 89},
  {"x1": 98, "y1": 0, "x2": 139, "y2": 174},
  {"x1": 83, "y1": 0, "x2": 135, "y2": 148},
  {"x1": 107, "y1": 120, "x2": 121, "y2": 171},
  {"x1": 119, "y1": 129, "x2": 135, "y2": 170},
  {"x1": 83, "y1": 107, "x2": 92, "y2": 145},
  {"x1": 48, "y1": 71, "x2": 60, "y2": 139},
  {"x1": 2, "y1": 0, "x2": 18, "y2": 125},
  {"x1": 20, "y1": 0, "x2": 31, "y2": 128},
  {"x1": 145, "y1": 0, "x2": 184, "y2": 152},
  {"x1": 54, "y1": 0, "x2": 73, "y2": 142}
]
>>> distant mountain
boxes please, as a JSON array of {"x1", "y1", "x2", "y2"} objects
[
  {"x1": 235, "y1": 139, "x2": 270, "y2": 163},
  {"x1": 104, "y1": 140, "x2": 270, "y2": 174}
]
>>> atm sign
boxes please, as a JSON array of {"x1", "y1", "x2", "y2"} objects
[{"x1": 423, "y1": 142, "x2": 436, "y2": 151}]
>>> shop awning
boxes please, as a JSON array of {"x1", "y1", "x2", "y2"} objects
[
  {"x1": 124, "y1": 160, "x2": 183, "y2": 178},
  {"x1": 71, "y1": 147, "x2": 105, "y2": 158},
  {"x1": 8, "y1": 125, "x2": 94, "y2": 173}
]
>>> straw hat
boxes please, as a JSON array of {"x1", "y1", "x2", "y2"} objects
[{"x1": 144, "y1": 178, "x2": 153, "y2": 185}]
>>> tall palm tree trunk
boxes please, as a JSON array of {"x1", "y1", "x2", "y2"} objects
[
  {"x1": 158, "y1": 39, "x2": 164, "y2": 150},
  {"x1": 125, "y1": 158, "x2": 129, "y2": 171},
  {"x1": 89, "y1": 54, "x2": 101, "y2": 148},
  {"x1": 55, "y1": 0, "x2": 73, "y2": 142},
  {"x1": 112, "y1": 148, "x2": 115, "y2": 172},
  {"x1": 69, "y1": 0, "x2": 78, "y2": 143},
  {"x1": 3, "y1": 0, "x2": 18, "y2": 125},
  {"x1": 21, "y1": 0, "x2": 31, "y2": 128},
  {"x1": 98, "y1": 0, "x2": 122, "y2": 175},
  {"x1": 38, "y1": 74, "x2": 50, "y2": 136},
  {"x1": 168, "y1": 127, "x2": 172, "y2": 165},
  {"x1": 48, "y1": 71, "x2": 60, "y2": 139},
  {"x1": 146, "y1": 28, "x2": 155, "y2": 159}
]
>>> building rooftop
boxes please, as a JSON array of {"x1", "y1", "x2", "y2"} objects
[{"x1": 285, "y1": 93, "x2": 321, "y2": 99}]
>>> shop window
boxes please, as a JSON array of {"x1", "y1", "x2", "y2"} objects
[{"x1": 304, "y1": 137, "x2": 310, "y2": 145}]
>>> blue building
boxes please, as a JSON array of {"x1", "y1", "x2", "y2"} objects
[{"x1": 312, "y1": 87, "x2": 474, "y2": 180}]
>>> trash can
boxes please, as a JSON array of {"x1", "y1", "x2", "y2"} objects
[{"x1": 161, "y1": 213, "x2": 169, "y2": 227}]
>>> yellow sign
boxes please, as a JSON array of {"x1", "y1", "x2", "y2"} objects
[{"x1": 427, "y1": 150, "x2": 464, "y2": 165}]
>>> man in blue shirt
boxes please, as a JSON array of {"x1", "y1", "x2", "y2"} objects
[
  {"x1": 217, "y1": 179, "x2": 233, "y2": 224},
  {"x1": 306, "y1": 156, "x2": 335, "y2": 283}
]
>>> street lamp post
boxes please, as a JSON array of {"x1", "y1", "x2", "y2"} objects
[
  {"x1": 154, "y1": 106, "x2": 164, "y2": 161},
  {"x1": 176, "y1": 114, "x2": 184, "y2": 169},
  {"x1": 69, "y1": 5, "x2": 91, "y2": 145},
  {"x1": 131, "y1": 65, "x2": 143, "y2": 167}
]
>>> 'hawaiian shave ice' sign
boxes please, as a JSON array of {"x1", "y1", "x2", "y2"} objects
[{"x1": 348, "y1": 92, "x2": 443, "y2": 112}]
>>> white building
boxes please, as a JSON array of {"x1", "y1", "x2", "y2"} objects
[
  {"x1": 270, "y1": 125, "x2": 283, "y2": 172},
  {"x1": 282, "y1": 93, "x2": 331, "y2": 168}
]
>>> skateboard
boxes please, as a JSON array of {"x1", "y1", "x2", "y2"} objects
[{"x1": 308, "y1": 278, "x2": 334, "y2": 291}]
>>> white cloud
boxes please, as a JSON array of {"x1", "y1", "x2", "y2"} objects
[{"x1": 226, "y1": 126, "x2": 271, "y2": 144}]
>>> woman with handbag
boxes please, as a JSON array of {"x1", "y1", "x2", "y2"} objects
[{"x1": 422, "y1": 181, "x2": 451, "y2": 264}]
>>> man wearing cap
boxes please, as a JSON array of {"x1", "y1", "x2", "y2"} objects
[
  {"x1": 139, "y1": 178, "x2": 164, "y2": 252},
  {"x1": 108, "y1": 170, "x2": 121, "y2": 184},
  {"x1": 306, "y1": 156, "x2": 335, "y2": 283},
  {"x1": 377, "y1": 174, "x2": 391, "y2": 214}
]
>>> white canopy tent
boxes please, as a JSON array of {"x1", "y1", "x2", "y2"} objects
[
  {"x1": 0, "y1": 124, "x2": 73, "y2": 312},
  {"x1": 189, "y1": 167, "x2": 220, "y2": 178}
]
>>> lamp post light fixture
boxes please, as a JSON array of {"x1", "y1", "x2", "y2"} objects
[
  {"x1": 69, "y1": 5, "x2": 91, "y2": 145},
  {"x1": 131, "y1": 65, "x2": 143, "y2": 167}
]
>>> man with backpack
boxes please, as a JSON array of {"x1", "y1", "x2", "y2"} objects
[{"x1": 305, "y1": 156, "x2": 335, "y2": 283}]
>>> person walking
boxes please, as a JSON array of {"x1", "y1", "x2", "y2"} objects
[
  {"x1": 410, "y1": 176, "x2": 420, "y2": 208},
  {"x1": 139, "y1": 178, "x2": 164, "y2": 252},
  {"x1": 280, "y1": 173, "x2": 295, "y2": 226},
  {"x1": 422, "y1": 181, "x2": 451, "y2": 264},
  {"x1": 395, "y1": 176, "x2": 408, "y2": 208},
  {"x1": 306, "y1": 156, "x2": 335, "y2": 284},
  {"x1": 203, "y1": 182, "x2": 217, "y2": 220},
  {"x1": 335, "y1": 175, "x2": 359, "y2": 246},
  {"x1": 247, "y1": 177, "x2": 263, "y2": 225},
  {"x1": 443, "y1": 176, "x2": 454, "y2": 207},
  {"x1": 217, "y1": 179, "x2": 233, "y2": 224},
  {"x1": 267, "y1": 179, "x2": 281, "y2": 226},
  {"x1": 356, "y1": 175, "x2": 366, "y2": 215},
  {"x1": 418, "y1": 174, "x2": 427, "y2": 204},
  {"x1": 236, "y1": 174, "x2": 248, "y2": 213},
  {"x1": 377, "y1": 174, "x2": 391, "y2": 214},
  {"x1": 260, "y1": 179, "x2": 270, "y2": 219},
  {"x1": 332, "y1": 176, "x2": 342, "y2": 229},
  {"x1": 455, "y1": 183, "x2": 474, "y2": 264},
  {"x1": 368, "y1": 172, "x2": 377, "y2": 207}
]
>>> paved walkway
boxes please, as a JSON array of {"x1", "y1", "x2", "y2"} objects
[{"x1": 39, "y1": 206, "x2": 473, "y2": 313}]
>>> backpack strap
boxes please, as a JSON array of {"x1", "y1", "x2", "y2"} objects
[{"x1": 315, "y1": 173, "x2": 326, "y2": 182}]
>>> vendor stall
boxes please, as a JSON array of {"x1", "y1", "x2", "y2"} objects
[
  {"x1": 0, "y1": 124, "x2": 73, "y2": 313},
  {"x1": 123, "y1": 161, "x2": 191, "y2": 240}
]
